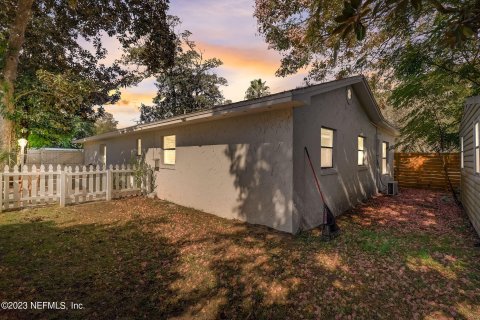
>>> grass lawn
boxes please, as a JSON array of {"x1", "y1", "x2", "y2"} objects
[{"x1": 0, "y1": 189, "x2": 479, "y2": 319}]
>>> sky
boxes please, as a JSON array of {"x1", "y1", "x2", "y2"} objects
[{"x1": 104, "y1": 0, "x2": 308, "y2": 128}]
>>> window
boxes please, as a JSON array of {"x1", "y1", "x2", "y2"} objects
[
  {"x1": 460, "y1": 136, "x2": 464, "y2": 169},
  {"x1": 321, "y1": 128, "x2": 334, "y2": 168},
  {"x1": 476, "y1": 122, "x2": 480, "y2": 173},
  {"x1": 358, "y1": 136, "x2": 366, "y2": 166},
  {"x1": 99, "y1": 144, "x2": 107, "y2": 165},
  {"x1": 137, "y1": 138, "x2": 142, "y2": 156},
  {"x1": 382, "y1": 142, "x2": 388, "y2": 174},
  {"x1": 163, "y1": 135, "x2": 176, "y2": 165}
]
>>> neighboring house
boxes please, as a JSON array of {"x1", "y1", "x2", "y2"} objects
[
  {"x1": 460, "y1": 95, "x2": 480, "y2": 236},
  {"x1": 74, "y1": 76, "x2": 398, "y2": 234}
]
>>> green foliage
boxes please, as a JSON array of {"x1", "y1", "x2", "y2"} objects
[
  {"x1": 129, "y1": 154, "x2": 155, "y2": 193},
  {"x1": 140, "y1": 31, "x2": 228, "y2": 123},
  {"x1": 13, "y1": 70, "x2": 98, "y2": 148},
  {"x1": 94, "y1": 112, "x2": 118, "y2": 135},
  {"x1": 388, "y1": 44, "x2": 475, "y2": 152},
  {"x1": 26, "y1": 116, "x2": 94, "y2": 149},
  {"x1": 254, "y1": 0, "x2": 480, "y2": 151},
  {"x1": 255, "y1": 0, "x2": 480, "y2": 84},
  {"x1": 0, "y1": 0, "x2": 177, "y2": 149},
  {"x1": 244, "y1": 79, "x2": 271, "y2": 100},
  {"x1": 0, "y1": 150, "x2": 16, "y2": 166}
]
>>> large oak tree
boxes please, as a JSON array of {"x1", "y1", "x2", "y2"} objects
[
  {"x1": 255, "y1": 0, "x2": 480, "y2": 151},
  {"x1": 0, "y1": 0, "x2": 177, "y2": 153}
]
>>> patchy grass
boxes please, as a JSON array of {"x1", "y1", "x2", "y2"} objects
[{"x1": 0, "y1": 188, "x2": 479, "y2": 319}]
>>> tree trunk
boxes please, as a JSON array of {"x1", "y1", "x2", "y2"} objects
[{"x1": 1, "y1": 0, "x2": 35, "y2": 152}]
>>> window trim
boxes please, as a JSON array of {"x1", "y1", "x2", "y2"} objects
[
  {"x1": 136, "y1": 138, "x2": 142, "y2": 156},
  {"x1": 475, "y1": 122, "x2": 479, "y2": 174},
  {"x1": 381, "y1": 141, "x2": 389, "y2": 175},
  {"x1": 460, "y1": 136, "x2": 464, "y2": 169},
  {"x1": 358, "y1": 136, "x2": 366, "y2": 166},
  {"x1": 320, "y1": 127, "x2": 335, "y2": 169},
  {"x1": 99, "y1": 144, "x2": 107, "y2": 166},
  {"x1": 163, "y1": 135, "x2": 176, "y2": 166}
]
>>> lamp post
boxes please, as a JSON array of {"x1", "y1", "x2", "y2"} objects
[{"x1": 18, "y1": 138, "x2": 28, "y2": 166}]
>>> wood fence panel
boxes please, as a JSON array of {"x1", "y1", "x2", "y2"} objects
[{"x1": 394, "y1": 153, "x2": 461, "y2": 190}]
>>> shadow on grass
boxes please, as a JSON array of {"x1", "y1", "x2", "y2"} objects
[
  {"x1": 0, "y1": 216, "x2": 186, "y2": 319},
  {"x1": 0, "y1": 196, "x2": 479, "y2": 319}
]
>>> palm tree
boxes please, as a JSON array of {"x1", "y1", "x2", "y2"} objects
[{"x1": 244, "y1": 79, "x2": 270, "y2": 100}]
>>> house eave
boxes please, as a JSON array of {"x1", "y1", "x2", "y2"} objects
[
  {"x1": 352, "y1": 78, "x2": 400, "y2": 137},
  {"x1": 74, "y1": 92, "x2": 302, "y2": 144}
]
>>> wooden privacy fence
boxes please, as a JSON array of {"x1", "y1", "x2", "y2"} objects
[
  {"x1": 394, "y1": 153, "x2": 460, "y2": 191},
  {"x1": 0, "y1": 164, "x2": 152, "y2": 211}
]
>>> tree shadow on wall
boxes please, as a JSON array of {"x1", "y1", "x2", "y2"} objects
[{"x1": 224, "y1": 142, "x2": 292, "y2": 232}]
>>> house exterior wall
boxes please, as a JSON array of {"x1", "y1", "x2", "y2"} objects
[
  {"x1": 81, "y1": 82, "x2": 396, "y2": 234},
  {"x1": 85, "y1": 109, "x2": 295, "y2": 233},
  {"x1": 84, "y1": 130, "x2": 159, "y2": 166},
  {"x1": 460, "y1": 96, "x2": 480, "y2": 236},
  {"x1": 291, "y1": 87, "x2": 395, "y2": 232}
]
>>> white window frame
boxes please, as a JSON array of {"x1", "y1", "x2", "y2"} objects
[
  {"x1": 99, "y1": 144, "x2": 107, "y2": 165},
  {"x1": 137, "y1": 138, "x2": 142, "y2": 156},
  {"x1": 460, "y1": 136, "x2": 464, "y2": 169},
  {"x1": 358, "y1": 136, "x2": 366, "y2": 166},
  {"x1": 382, "y1": 142, "x2": 389, "y2": 175},
  {"x1": 320, "y1": 127, "x2": 334, "y2": 169},
  {"x1": 163, "y1": 135, "x2": 176, "y2": 165},
  {"x1": 475, "y1": 122, "x2": 480, "y2": 174}
]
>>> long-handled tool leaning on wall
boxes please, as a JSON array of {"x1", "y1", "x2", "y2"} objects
[{"x1": 304, "y1": 147, "x2": 340, "y2": 240}]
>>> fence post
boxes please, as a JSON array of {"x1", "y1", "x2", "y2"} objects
[
  {"x1": 106, "y1": 168, "x2": 112, "y2": 201},
  {"x1": 60, "y1": 170, "x2": 66, "y2": 207}
]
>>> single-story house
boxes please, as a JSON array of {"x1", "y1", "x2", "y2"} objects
[
  {"x1": 74, "y1": 75, "x2": 398, "y2": 234},
  {"x1": 460, "y1": 95, "x2": 480, "y2": 236}
]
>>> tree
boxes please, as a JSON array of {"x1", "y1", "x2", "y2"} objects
[
  {"x1": 0, "y1": 0, "x2": 176, "y2": 152},
  {"x1": 19, "y1": 70, "x2": 99, "y2": 148},
  {"x1": 389, "y1": 46, "x2": 473, "y2": 152},
  {"x1": 140, "y1": 31, "x2": 228, "y2": 123},
  {"x1": 0, "y1": 0, "x2": 34, "y2": 153},
  {"x1": 95, "y1": 112, "x2": 118, "y2": 135},
  {"x1": 254, "y1": 0, "x2": 480, "y2": 152},
  {"x1": 244, "y1": 79, "x2": 270, "y2": 100},
  {"x1": 254, "y1": 0, "x2": 480, "y2": 85},
  {"x1": 28, "y1": 116, "x2": 95, "y2": 149}
]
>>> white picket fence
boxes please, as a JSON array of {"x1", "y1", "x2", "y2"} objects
[{"x1": 0, "y1": 164, "x2": 152, "y2": 211}]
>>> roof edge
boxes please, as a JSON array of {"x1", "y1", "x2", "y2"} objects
[{"x1": 74, "y1": 91, "x2": 295, "y2": 143}]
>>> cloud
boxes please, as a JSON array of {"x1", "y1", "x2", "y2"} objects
[
  {"x1": 99, "y1": 0, "x2": 310, "y2": 128},
  {"x1": 104, "y1": 88, "x2": 156, "y2": 128},
  {"x1": 197, "y1": 42, "x2": 281, "y2": 75}
]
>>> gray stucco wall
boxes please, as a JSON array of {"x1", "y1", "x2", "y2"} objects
[
  {"x1": 84, "y1": 130, "x2": 158, "y2": 166},
  {"x1": 82, "y1": 85, "x2": 396, "y2": 234},
  {"x1": 291, "y1": 87, "x2": 395, "y2": 232},
  {"x1": 84, "y1": 109, "x2": 295, "y2": 233},
  {"x1": 460, "y1": 96, "x2": 480, "y2": 236},
  {"x1": 154, "y1": 109, "x2": 294, "y2": 233}
]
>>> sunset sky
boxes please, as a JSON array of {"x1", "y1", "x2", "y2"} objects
[{"x1": 105, "y1": 0, "x2": 308, "y2": 128}]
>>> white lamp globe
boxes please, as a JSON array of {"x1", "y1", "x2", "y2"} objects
[{"x1": 18, "y1": 138, "x2": 28, "y2": 149}]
